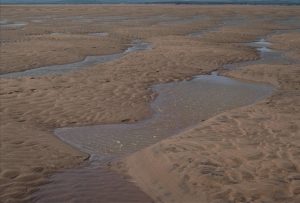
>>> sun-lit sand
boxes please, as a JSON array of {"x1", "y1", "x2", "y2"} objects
[{"x1": 0, "y1": 5, "x2": 299, "y2": 203}]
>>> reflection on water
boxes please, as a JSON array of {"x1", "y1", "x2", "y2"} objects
[
  {"x1": 56, "y1": 74, "x2": 273, "y2": 157},
  {"x1": 31, "y1": 29, "x2": 294, "y2": 203},
  {"x1": 32, "y1": 60, "x2": 274, "y2": 203},
  {"x1": 54, "y1": 38, "x2": 276, "y2": 157}
]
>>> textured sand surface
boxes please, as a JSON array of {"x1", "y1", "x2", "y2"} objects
[
  {"x1": 120, "y1": 26, "x2": 300, "y2": 203},
  {"x1": 0, "y1": 5, "x2": 300, "y2": 203}
]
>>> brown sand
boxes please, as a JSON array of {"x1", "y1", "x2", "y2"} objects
[
  {"x1": 0, "y1": 5, "x2": 300, "y2": 203},
  {"x1": 121, "y1": 63, "x2": 300, "y2": 202},
  {"x1": 119, "y1": 26, "x2": 300, "y2": 203}
]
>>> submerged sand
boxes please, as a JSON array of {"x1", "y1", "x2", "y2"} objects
[{"x1": 0, "y1": 5, "x2": 299, "y2": 203}]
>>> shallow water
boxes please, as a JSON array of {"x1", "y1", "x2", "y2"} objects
[
  {"x1": 29, "y1": 23, "x2": 300, "y2": 202},
  {"x1": 31, "y1": 66, "x2": 274, "y2": 203},
  {"x1": 56, "y1": 74, "x2": 273, "y2": 157},
  {"x1": 53, "y1": 37, "x2": 279, "y2": 157},
  {"x1": 224, "y1": 36, "x2": 296, "y2": 70},
  {"x1": 30, "y1": 162, "x2": 153, "y2": 203},
  {"x1": 30, "y1": 35, "x2": 279, "y2": 202},
  {"x1": 0, "y1": 40, "x2": 150, "y2": 78},
  {"x1": 0, "y1": 20, "x2": 27, "y2": 29},
  {"x1": 88, "y1": 32, "x2": 109, "y2": 36}
]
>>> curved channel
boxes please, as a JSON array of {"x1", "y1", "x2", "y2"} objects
[
  {"x1": 53, "y1": 36, "x2": 282, "y2": 158},
  {"x1": 0, "y1": 40, "x2": 151, "y2": 78},
  {"x1": 56, "y1": 74, "x2": 273, "y2": 157},
  {"x1": 29, "y1": 34, "x2": 282, "y2": 202}
]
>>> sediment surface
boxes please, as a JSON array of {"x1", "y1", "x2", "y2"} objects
[{"x1": 0, "y1": 5, "x2": 299, "y2": 203}]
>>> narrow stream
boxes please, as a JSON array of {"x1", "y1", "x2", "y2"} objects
[
  {"x1": 0, "y1": 40, "x2": 151, "y2": 78},
  {"x1": 3, "y1": 17, "x2": 293, "y2": 200},
  {"x1": 28, "y1": 34, "x2": 284, "y2": 202}
]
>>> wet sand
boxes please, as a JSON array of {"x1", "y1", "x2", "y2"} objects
[
  {"x1": 30, "y1": 162, "x2": 153, "y2": 203},
  {"x1": 1, "y1": 5, "x2": 300, "y2": 203}
]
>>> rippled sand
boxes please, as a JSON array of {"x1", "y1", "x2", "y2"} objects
[{"x1": 1, "y1": 5, "x2": 300, "y2": 203}]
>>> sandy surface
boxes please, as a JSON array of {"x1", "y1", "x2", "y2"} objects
[
  {"x1": 121, "y1": 62, "x2": 300, "y2": 202},
  {"x1": 119, "y1": 24, "x2": 300, "y2": 203},
  {"x1": 0, "y1": 5, "x2": 300, "y2": 203}
]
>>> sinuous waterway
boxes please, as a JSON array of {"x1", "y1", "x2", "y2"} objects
[
  {"x1": 54, "y1": 37, "x2": 279, "y2": 158},
  {"x1": 29, "y1": 36, "x2": 280, "y2": 202},
  {"x1": 56, "y1": 74, "x2": 273, "y2": 157},
  {"x1": 0, "y1": 40, "x2": 150, "y2": 78}
]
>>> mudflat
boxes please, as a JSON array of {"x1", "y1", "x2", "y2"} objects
[{"x1": 0, "y1": 5, "x2": 299, "y2": 203}]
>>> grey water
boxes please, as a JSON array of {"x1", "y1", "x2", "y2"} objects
[
  {"x1": 0, "y1": 20, "x2": 27, "y2": 29},
  {"x1": 88, "y1": 32, "x2": 109, "y2": 36},
  {"x1": 30, "y1": 36, "x2": 277, "y2": 202},
  {"x1": 224, "y1": 30, "x2": 300, "y2": 70},
  {"x1": 53, "y1": 36, "x2": 281, "y2": 159},
  {"x1": 56, "y1": 74, "x2": 273, "y2": 157},
  {"x1": 0, "y1": 40, "x2": 151, "y2": 78},
  {"x1": 224, "y1": 39, "x2": 291, "y2": 70},
  {"x1": 31, "y1": 76, "x2": 274, "y2": 203},
  {"x1": 55, "y1": 36, "x2": 286, "y2": 158},
  {"x1": 28, "y1": 23, "x2": 300, "y2": 203}
]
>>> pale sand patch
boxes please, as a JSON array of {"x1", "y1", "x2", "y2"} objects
[{"x1": 1, "y1": 5, "x2": 300, "y2": 203}]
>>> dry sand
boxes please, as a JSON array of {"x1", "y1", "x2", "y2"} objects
[{"x1": 0, "y1": 5, "x2": 299, "y2": 203}]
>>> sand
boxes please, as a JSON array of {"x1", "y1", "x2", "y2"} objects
[
  {"x1": 121, "y1": 63, "x2": 300, "y2": 202},
  {"x1": 0, "y1": 5, "x2": 299, "y2": 203},
  {"x1": 118, "y1": 25, "x2": 300, "y2": 203}
]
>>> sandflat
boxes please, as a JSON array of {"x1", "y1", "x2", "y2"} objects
[{"x1": 0, "y1": 4, "x2": 299, "y2": 203}]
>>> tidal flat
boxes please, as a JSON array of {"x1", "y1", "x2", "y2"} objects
[{"x1": 0, "y1": 5, "x2": 300, "y2": 203}]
